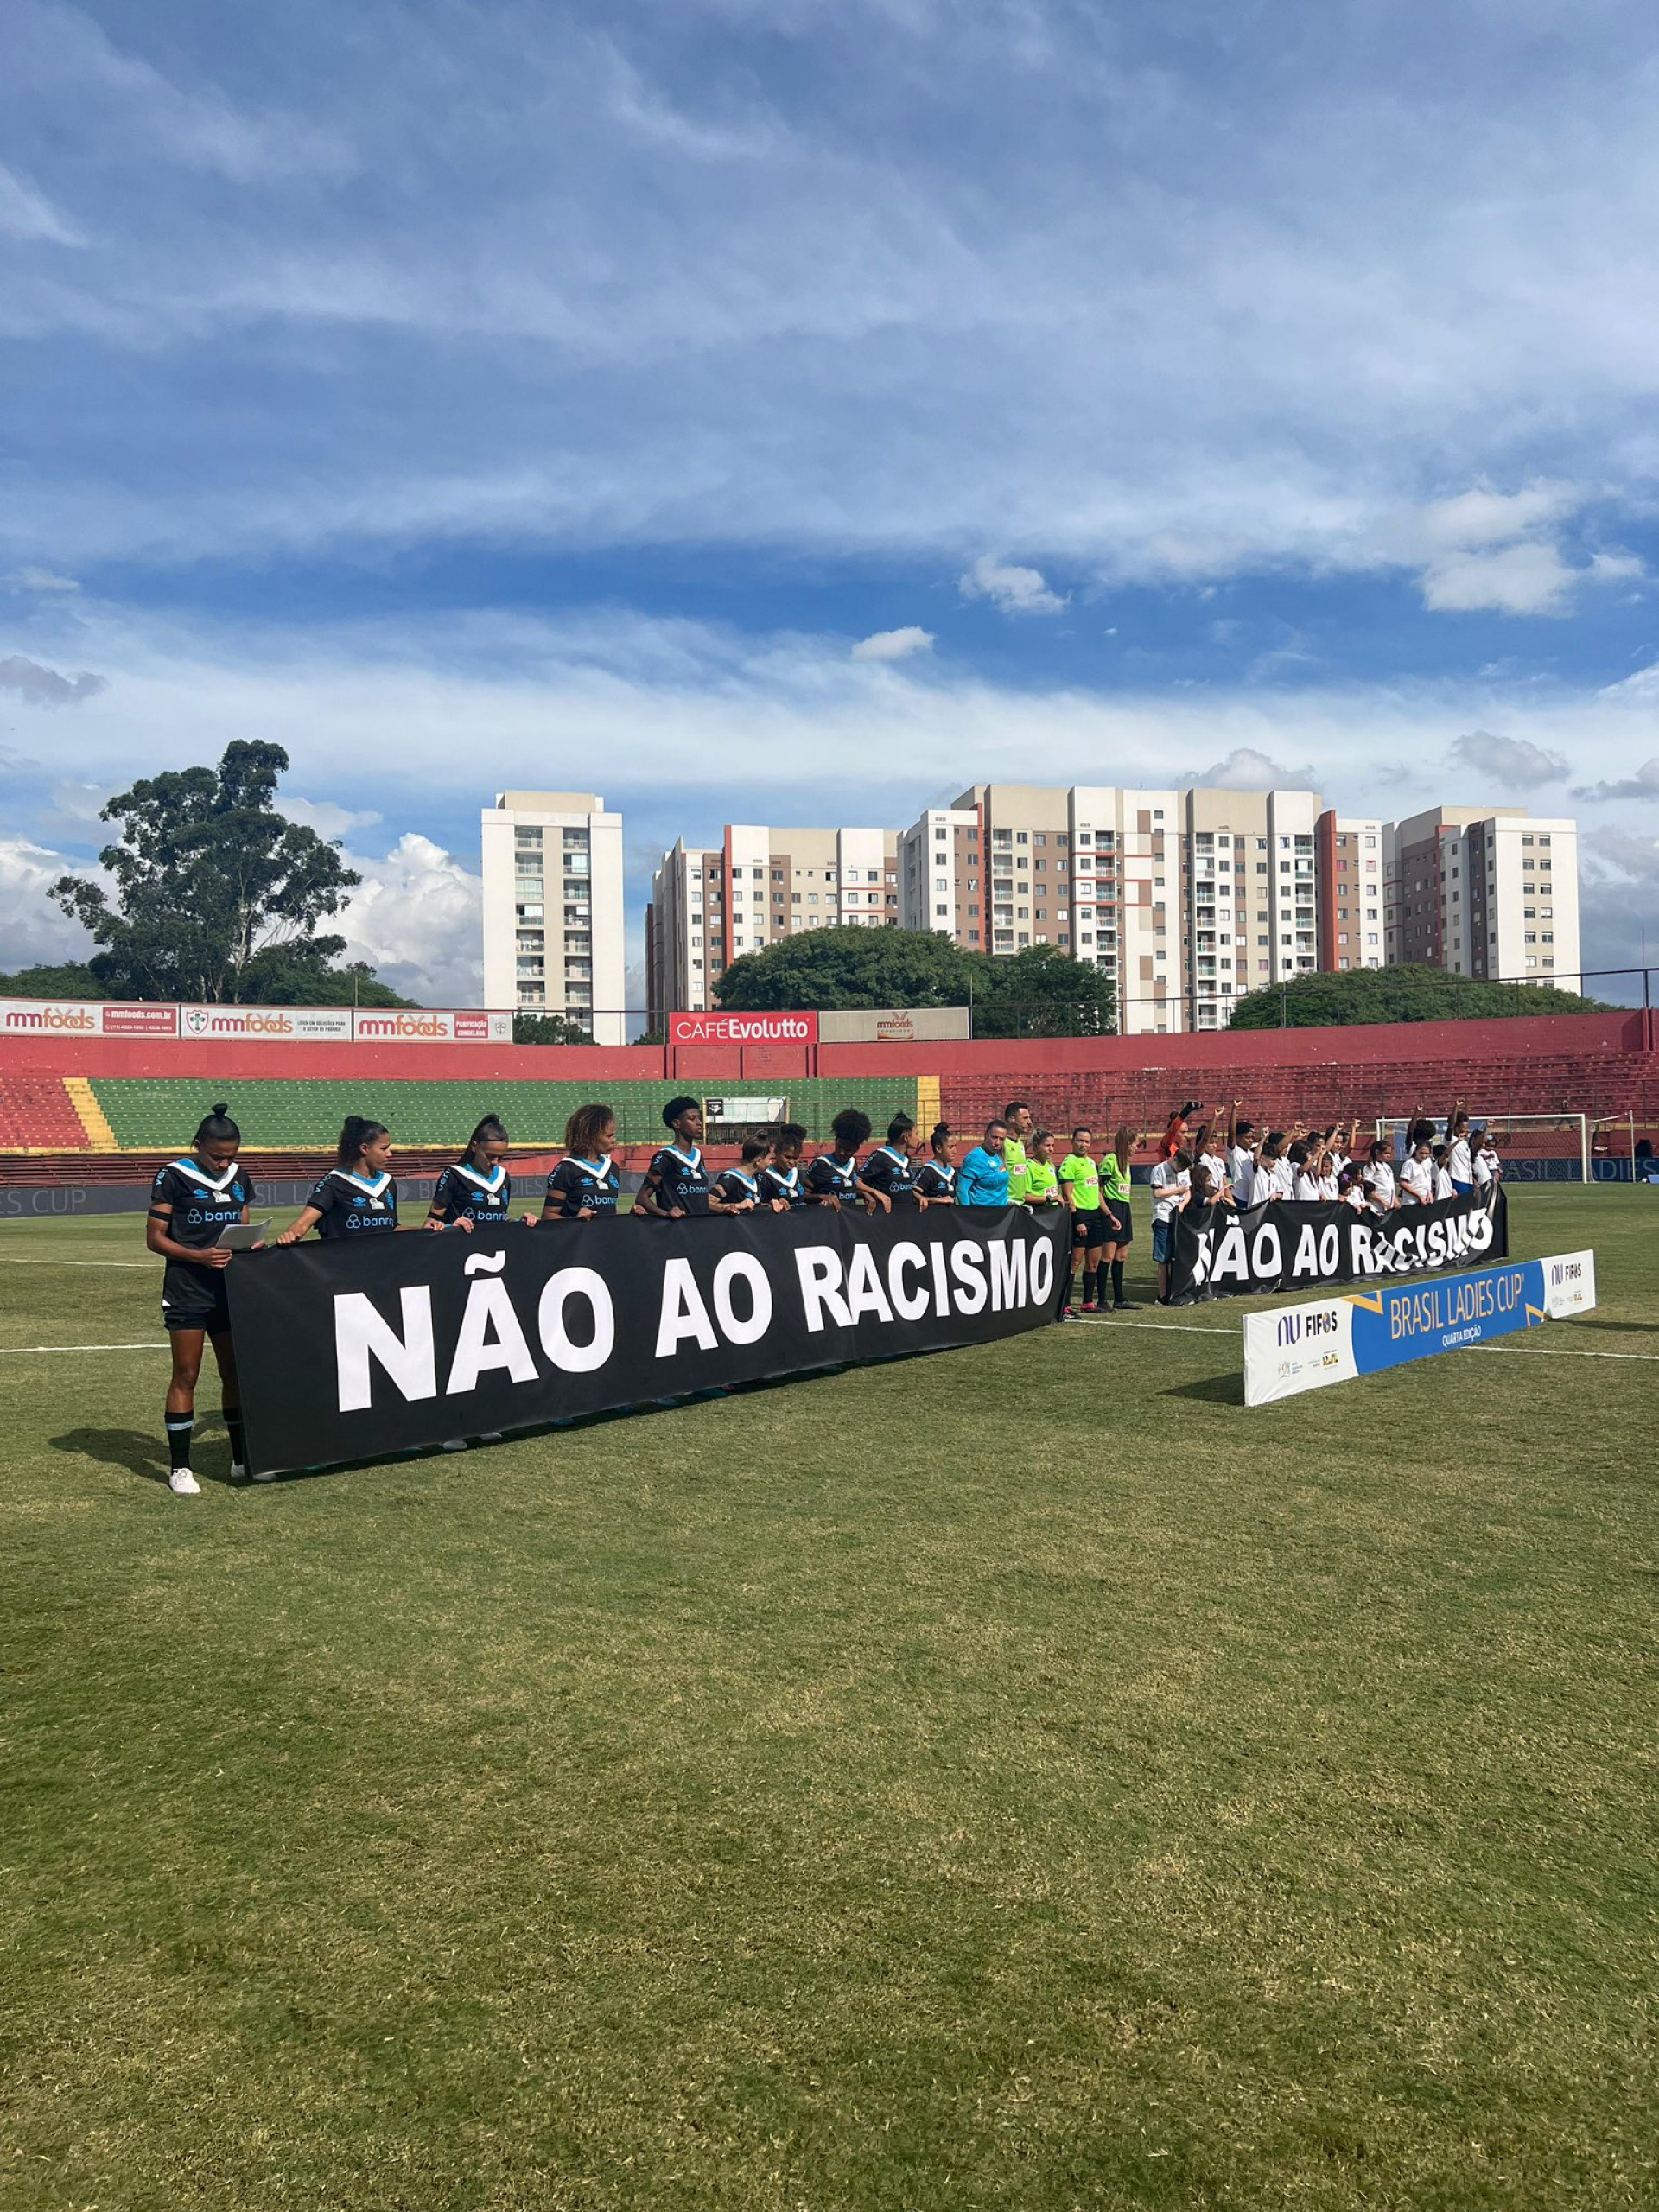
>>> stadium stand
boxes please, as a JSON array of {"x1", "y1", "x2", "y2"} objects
[
  {"x1": 86, "y1": 1075, "x2": 922, "y2": 1154},
  {"x1": 0, "y1": 1014, "x2": 1655, "y2": 1185}
]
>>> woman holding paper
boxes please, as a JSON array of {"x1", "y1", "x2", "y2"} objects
[{"x1": 145, "y1": 1103, "x2": 258, "y2": 1495}]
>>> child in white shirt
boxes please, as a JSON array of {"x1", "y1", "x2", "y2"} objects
[
  {"x1": 1150, "y1": 1149, "x2": 1192, "y2": 1304},
  {"x1": 1399, "y1": 1141, "x2": 1436, "y2": 1205},
  {"x1": 1361, "y1": 1141, "x2": 1397, "y2": 1211}
]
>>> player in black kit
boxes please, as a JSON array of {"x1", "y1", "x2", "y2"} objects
[
  {"x1": 146, "y1": 1103, "x2": 257, "y2": 1494},
  {"x1": 276, "y1": 1116, "x2": 404, "y2": 1243},
  {"x1": 537, "y1": 1103, "x2": 622, "y2": 1221},
  {"x1": 859, "y1": 1113, "x2": 920, "y2": 1212},
  {"x1": 636, "y1": 1096, "x2": 743, "y2": 1217},
  {"x1": 426, "y1": 1115, "x2": 513, "y2": 1230}
]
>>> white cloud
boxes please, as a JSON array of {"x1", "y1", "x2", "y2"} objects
[
  {"x1": 959, "y1": 556, "x2": 1066, "y2": 617},
  {"x1": 1419, "y1": 539, "x2": 1579, "y2": 616},
  {"x1": 1447, "y1": 728, "x2": 1567, "y2": 789},
  {"x1": 1579, "y1": 826, "x2": 1659, "y2": 980},
  {"x1": 0, "y1": 836, "x2": 97, "y2": 970},
  {"x1": 3, "y1": 566, "x2": 80, "y2": 594},
  {"x1": 335, "y1": 832, "x2": 482, "y2": 1007},
  {"x1": 1417, "y1": 484, "x2": 1579, "y2": 550},
  {"x1": 1571, "y1": 758, "x2": 1659, "y2": 803},
  {"x1": 1186, "y1": 747, "x2": 1318, "y2": 793},
  {"x1": 0, "y1": 655, "x2": 106, "y2": 705},
  {"x1": 1588, "y1": 550, "x2": 1645, "y2": 586},
  {"x1": 851, "y1": 625, "x2": 934, "y2": 661},
  {"x1": 286, "y1": 796, "x2": 385, "y2": 840},
  {"x1": 0, "y1": 161, "x2": 81, "y2": 245}
]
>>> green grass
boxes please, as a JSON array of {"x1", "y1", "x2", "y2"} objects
[{"x1": 1, "y1": 1191, "x2": 1655, "y2": 2209}]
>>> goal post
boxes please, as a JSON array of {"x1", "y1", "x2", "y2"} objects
[{"x1": 1374, "y1": 1112, "x2": 1590, "y2": 1183}]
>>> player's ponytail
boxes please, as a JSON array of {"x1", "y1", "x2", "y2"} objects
[
  {"x1": 465, "y1": 1114, "x2": 508, "y2": 1162},
  {"x1": 194, "y1": 1102, "x2": 240, "y2": 1145},
  {"x1": 337, "y1": 1115, "x2": 389, "y2": 1166}
]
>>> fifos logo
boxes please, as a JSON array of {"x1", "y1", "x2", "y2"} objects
[{"x1": 1277, "y1": 1307, "x2": 1340, "y2": 1347}]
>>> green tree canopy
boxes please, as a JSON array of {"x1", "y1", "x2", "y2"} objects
[
  {"x1": 0, "y1": 962, "x2": 105, "y2": 999},
  {"x1": 1230, "y1": 963, "x2": 1612, "y2": 1029},
  {"x1": 48, "y1": 742, "x2": 400, "y2": 1004},
  {"x1": 514, "y1": 1013, "x2": 597, "y2": 1046},
  {"x1": 715, "y1": 926, "x2": 1116, "y2": 1036}
]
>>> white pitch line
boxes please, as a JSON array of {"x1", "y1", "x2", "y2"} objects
[
  {"x1": 0, "y1": 1256, "x2": 149, "y2": 1268},
  {"x1": 0, "y1": 1341, "x2": 166, "y2": 1354},
  {"x1": 1476, "y1": 1344, "x2": 1659, "y2": 1363},
  {"x1": 1069, "y1": 1317, "x2": 1236, "y2": 1335}
]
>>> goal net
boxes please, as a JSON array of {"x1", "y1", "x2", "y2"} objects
[{"x1": 1374, "y1": 1112, "x2": 1589, "y2": 1183}]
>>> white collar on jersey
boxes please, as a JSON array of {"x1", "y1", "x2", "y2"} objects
[
  {"x1": 170, "y1": 1156, "x2": 241, "y2": 1192},
  {"x1": 823, "y1": 1154, "x2": 858, "y2": 1179},
  {"x1": 451, "y1": 1160, "x2": 507, "y2": 1192},
  {"x1": 331, "y1": 1167, "x2": 393, "y2": 1198},
  {"x1": 766, "y1": 1164, "x2": 800, "y2": 1189},
  {"x1": 725, "y1": 1169, "x2": 758, "y2": 1192},
  {"x1": 873, "y1": 1145, "x2": 908, "y2": 1167},
  {"x1": 559, "y1": 1154, "x2": 613, "y2": 1178},
  {"x1": 663, "y1": 1144, "x2": 702, "y2": 1168}
]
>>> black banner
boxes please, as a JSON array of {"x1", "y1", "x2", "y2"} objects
[
  {"x1": 226, "y1": 1207, "x2": 1068, "y2": 1478},
  {"x1": 1168, "y1": 1185, "x2": 1509, "y2": 1302}
]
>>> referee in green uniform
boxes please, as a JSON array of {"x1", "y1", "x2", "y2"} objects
[
  {"x1": 1002, "y1": 1100, "x2": 1033, "y2": 1207},
  {"x1": 1058, "y1": 1126, "x2": 1120, "y2": 1314},
  {"x1": 1097, "y1": 1122, "x2": 1141, "y2": 1311}
]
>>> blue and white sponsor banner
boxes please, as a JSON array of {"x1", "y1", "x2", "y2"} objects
[{"x1": 1243, "y1": 1248, "x2": 1597, "y2": 1407}]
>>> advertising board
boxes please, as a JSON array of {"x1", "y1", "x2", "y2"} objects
[
  {"x1": 670, "y1": 1011, "x2": 818, "y2": 1046},
  {"x1": 0, "y1": 998, "x2": 515, "y2": 1046},
  {"x1": 0, "y1": 999, "x2": 180, "y2": 1038},
  {"x1": 349, "y1": 1008, "x2": 513, "y2": 1045},
  {"x1": 1243, "y1": 1249, "x2": 1597, "y2": 1407},
  {"x1": 817, "y1": 1007, "x2": 971, "y2": 1043},
  {"x1": 182, "y1": 1004, "x2": 356, "y2": 1042}
]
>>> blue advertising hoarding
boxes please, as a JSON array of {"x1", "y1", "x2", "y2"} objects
[{"x1": 1244, "y1": 1249, "x2": 1597, "y2": 1407}]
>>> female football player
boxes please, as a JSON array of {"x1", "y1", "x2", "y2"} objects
[
  {"x1": 536, "y1": 1103, "x2": 621, "y2": 1222},
  {"x1": 276, "y1": 1117, "x2": 404, "y2": 1243},
  {"x1": 426, "y1": 1115, "x2": 513, "y2": 1230},
  {"x1": 146, "y1": 1103, "x2": 257, "y2": 1494}
]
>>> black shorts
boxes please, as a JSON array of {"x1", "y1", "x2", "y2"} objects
[
  {"x1": 162, "y1": 1261, "x2": 231, "y2": 1336},
  {"x1": 1071, "y1": 1211, "x2": 1109, "y2": 1249},
  {"x1": 1102, "y1": 1198, "x2": 1133, "y2": 1247}
]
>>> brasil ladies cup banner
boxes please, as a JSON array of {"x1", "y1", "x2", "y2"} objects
[
  {"x1": 226, "y1": 1205, "x2": 1068, "y2": 1478},
  {"x1": 1243, "y1": 1249, "x2": 1595, "y2": 1406}
]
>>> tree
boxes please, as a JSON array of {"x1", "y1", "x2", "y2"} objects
[
  {"x1": 972, "y1": 943, "x2": 1117, "y2": 1038},
  {"x1": 239, "y1": 952, "x2": 414, "y2": 1007},
  {"x1": 1230, "y1": 963, "x2": 1612, "y2": 1029},
  {"x1": 50, "y1": 741, "x2": 366, "y2": 1004},
  {"x1": 514, "y1": 1012, "x2": 596, "y2": 1046},
  {"x1": 715, "y1": 925, "x2": 1116, "y2": 1036},
  {"x1": 0, "y1": 962, "x2": 104, "y2": 999},
  {"x1": 717, "y1": 925, "x2": 976, "y2": 1011}
]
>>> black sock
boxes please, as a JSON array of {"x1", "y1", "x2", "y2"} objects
[
  {"x1": 165, "y1": 1414, "x2": 194, "y2": 1471},
  {"x1": 225, "y1": 1408, "x2": 246, "y2": 1466},
  {"x1": 1083, "y1": 1267, "x2": 1097, "y2": 1304},
  {"x1": 1111, "y1": 1259, "x2": 1125, "y2": 1304},
  {"x1": 1062, "y1": 1269, "x2": 1077, "y2": 1308}
]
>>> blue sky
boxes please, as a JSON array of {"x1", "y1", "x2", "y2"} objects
[{"x1": 3, "y1": 0, "x2": 1658, "y2": 1002}]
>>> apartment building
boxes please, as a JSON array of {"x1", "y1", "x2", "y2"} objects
[
  {"x1": 899, "y1": 782, "x2": 1330, "y2": 1034},
  {"x1": 1316, "y1": 811, "x2": 1387, "y2": 974},
  {"x1": 1385, "y1": 808, "x2": 1581, "y2": 989},
  {"x1": 480, "y1": 791, "x2": 626, "y2": 1044},
  {"x1": 646, "y1": 823, "x2": 899, "y2": 1024}
]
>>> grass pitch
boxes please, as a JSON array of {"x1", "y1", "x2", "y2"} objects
[{"x1": 1, "y1": 1191, "x2": 1655, "y2": 2209}]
